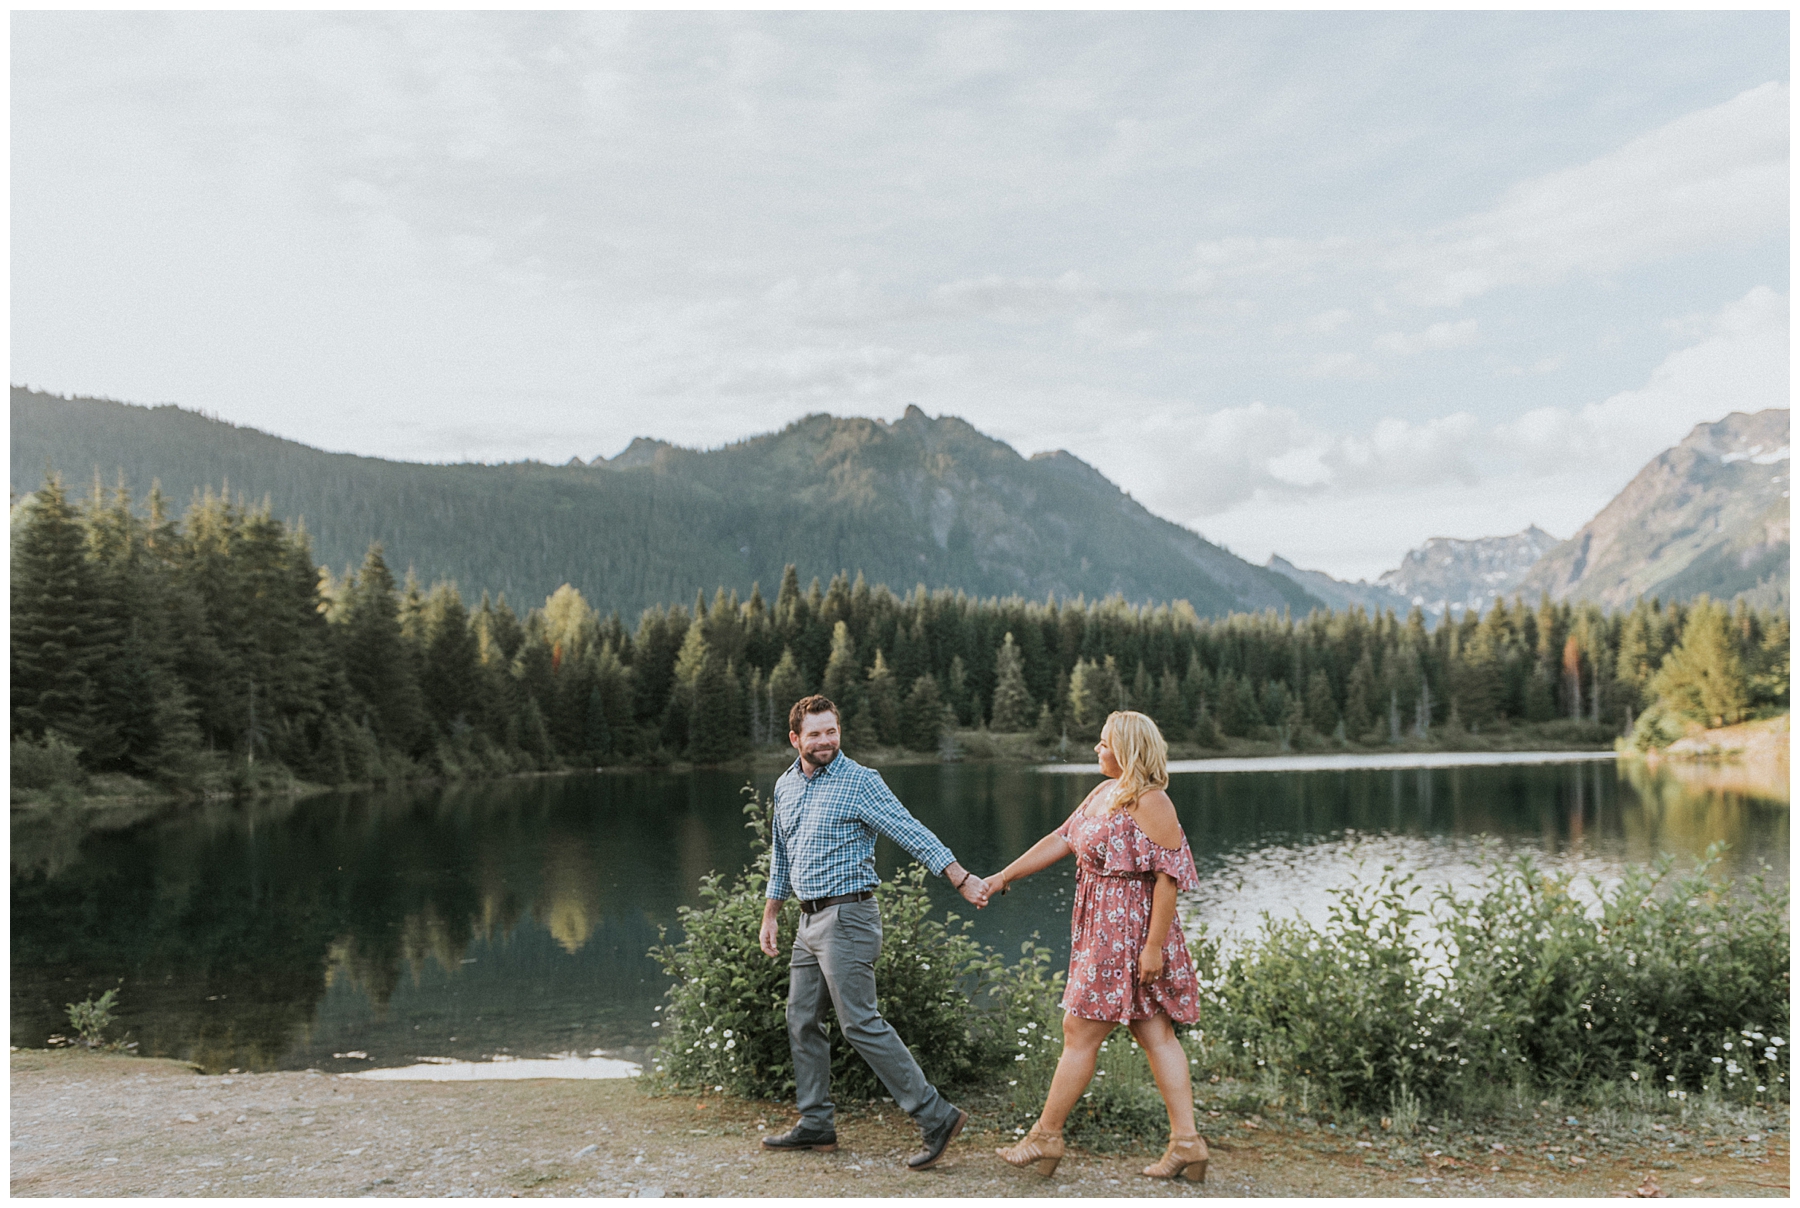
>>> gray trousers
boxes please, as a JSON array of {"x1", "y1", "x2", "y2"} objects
[{"x1": 788, "y1": 898, "x2": 957, "y2": 1134}]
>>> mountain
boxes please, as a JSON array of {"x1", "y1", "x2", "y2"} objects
[
  {"x1": 1517, "y1": 409, "x2": 1789, "y2": 611},
  {"x1": 1263, "y1": 555, "x2": 1417, "y2": 617},
  {"x1": 1371, "y1": 526, "x2": 1561, "y2": 615},
  {"x1": 10, "y1": 389, "x2": 1320, "y2": 620}
]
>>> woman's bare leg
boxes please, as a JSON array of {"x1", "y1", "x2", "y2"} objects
[
  {"x1": 1128, "y1": 1013, "x2": 1198, "y2": 1137},
  {"x1": 1034, "y1": 1013, "x2": 1116, "y2": 1133}
]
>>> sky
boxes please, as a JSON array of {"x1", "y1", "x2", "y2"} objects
[{"x1": 11, "y1": 11, "x2": 1790, "y2": 582}]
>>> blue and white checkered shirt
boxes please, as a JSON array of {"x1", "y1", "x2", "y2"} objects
[{"x1": 765, "y1": 753, "x2": 956, "y2": 902}]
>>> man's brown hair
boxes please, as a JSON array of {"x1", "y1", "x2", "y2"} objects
[{"x1": 788, "y1": 694, "x2": 840, "y2": 737}]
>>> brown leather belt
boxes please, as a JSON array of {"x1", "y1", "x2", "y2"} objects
[{"x1": 799, "y1": 890, "x2": 875, "y2": 915}]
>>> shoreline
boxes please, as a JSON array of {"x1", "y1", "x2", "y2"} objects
[
  {"x1": 1042, "y1": 749, "x2": 1621, "y2": 775},
  {"x1": 13, "y1": 1049, "x2": 1788, "y2": 1198},
  {"x1": 26, "y1": 713, "x2": 1776, "y2": 822}
]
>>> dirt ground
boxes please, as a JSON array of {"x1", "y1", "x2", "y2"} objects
[{"x1": 11, "y1": 1050, "x2": 1788, "y2": 1198}]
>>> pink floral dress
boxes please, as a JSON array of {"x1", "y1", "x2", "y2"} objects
[{"x1": 1056, "y1": 785, "x2": 1202, "y2": 1024}]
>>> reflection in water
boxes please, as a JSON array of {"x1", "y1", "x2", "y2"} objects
[
  {"x1": 537, "y1": 832, "x2": 601, "y2": 955},
  {"x1": 11, "y1": 758, "x2": 1787, "y2": 1075}
]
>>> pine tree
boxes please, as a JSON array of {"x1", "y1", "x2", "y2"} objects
[
  {"x1": 79, "y1": 480, "x2": 200, "y2": 778},
  {"x1": 767, "y1": 647, "x2": 808, "y2": 739},
  {"x1": 1191, "y1": 703, "x2": 1221, "y2": 748},
  {"x1": 1151, "y1": 668, "x2": 1187, "y2": 740},
  {"x1": 1748, "y1": 614, "x2": 1790, "y2": 711},
  {"x1": 1648, "y1": 597, "x2": 1749, "y2": 729},
  {"x1": 664, "y1": 618, "x2": 711, "y2": 755},
  {"x1": 745, "y1": 664, "x2": 767, "y2": 746},
  {"x1": 1213, "y1": 670, "x2": 1247, "y2": 737},
  {"x1": 518, "y1": 694, "x2": 555, "y2": 765},
  {"x1": 589, "y1": 643, "x2": 637, "y2": 756},
  {"x1": 1613, "y1": 603, "x2": 1656, "y2": 716},
  {"x1": 946, "y1": 654, "x2": 972, "y2": 725},
  {"x1": 892, "y1": 614, "x2": 926, "y2": 688},
  {"x1": 1461, "y1": 605, "x2": 1511, "y2": 725},
  {"x1": 1130, "y1": 661, "x2": 1152, "y2": 714},
  {"x1": 989, "y1": 633, "x2": 1035, "y2": 731},
  {"x1": 474, "y1": 593, "x2": 526, "y2": 667},
  {"x1": 11, "y1": 474, "x2": 110, "y2": 748},
  {"x1": 1304, "y1": 668, "x2": 1336, "y2": 734},
  {"x1": 335, "y1": 544, "x2": 427, "y2": 754},
  {"x1": 1067, "y1": 659, "x2": 1103, "y2": 738},
  {"x1": 821, "y1": 621, "x2": 866, "y2": 745},
  {"x1": 865, "y1": 650, "x2": 902, "y2": 745},
  {"x1": 688, "y1": 651, "x2": 745, "y2": 763},
  {"x1": 418, "y1": 583, "x2": 481, "y2": 737},
  {"x1": 1342, "y1": 651, "x2": 1377, "y2": 740},
  {"x1": 900, "y1": 675, "x2": 947, "y2": 752},
  {"x1": 1180, "y1": 649, "x2": 1208, "y2": 734},
  {"x1": 1230, "y1": 673, "x2": 1260, "y2": 737}
]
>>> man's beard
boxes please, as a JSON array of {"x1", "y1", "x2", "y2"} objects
[{"x1": 802, "y1": 743, "x2": 839, "y2": 768}]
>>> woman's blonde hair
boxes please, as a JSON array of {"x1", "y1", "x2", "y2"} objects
[{"x1": 1101, "y1": 710, "x2": 1168, "y2": 812}]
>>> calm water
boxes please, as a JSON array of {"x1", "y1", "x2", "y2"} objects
[{"x1": 11, "y1": 757, "x2": 1786, "y2": 1074}]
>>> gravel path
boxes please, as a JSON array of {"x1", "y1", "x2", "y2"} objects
[{"x1": 11, "y1": 1050, "x2": 1788, "y2": 1197}]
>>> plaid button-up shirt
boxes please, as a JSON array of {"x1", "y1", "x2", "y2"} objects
[{"x1": 764, "y1": 753, "x2": 956, "y2": 902}]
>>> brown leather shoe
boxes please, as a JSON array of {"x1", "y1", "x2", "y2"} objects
[
  {"x1": 906, "y1": 1107, "x2": 967, "y2": 1171},
  {"x1": 760, "y1": 1123, "x2": 838, "y2": 1152}
]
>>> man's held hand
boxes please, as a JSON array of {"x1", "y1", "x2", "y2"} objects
[{"x1": 945, "y1": 861, "x2": 990, "y2": 908}]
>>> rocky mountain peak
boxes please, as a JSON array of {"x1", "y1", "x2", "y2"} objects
[
  {"x1": 1517, "y1": 408, "x2": 1788, "y2": 610},
  {"x1": 1375, "y1": 527, "x2": 1560, "y2": 614}
]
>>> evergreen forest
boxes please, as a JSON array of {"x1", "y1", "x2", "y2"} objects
[{"x1": 11, "y1": 475, "x2": 1790, "y2": 795}]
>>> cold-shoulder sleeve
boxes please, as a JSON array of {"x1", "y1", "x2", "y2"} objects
[
  {"x1": 1099, "y1": 818, "x2": 1201, "y2": 891},
  {"x1": 1054, "y1": 810, "x2": 1079, "y2": 843}
]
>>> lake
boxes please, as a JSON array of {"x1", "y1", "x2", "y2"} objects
[{"x1": 11, "y1": 755, "x2": 1787, "y2": 1075}]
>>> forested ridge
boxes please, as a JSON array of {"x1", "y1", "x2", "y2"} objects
[
  {"x1": 11, "y1": 473, "x2": 1788, "y2": 795},
  {"x1": 10, "y1": 388, "x2": 1318, "y2": 619}
]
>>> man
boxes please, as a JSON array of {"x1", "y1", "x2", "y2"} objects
[{"x1": 758, "y1": 693, "x2": 990, "y2": 1171}]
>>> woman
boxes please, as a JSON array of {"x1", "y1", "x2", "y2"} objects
[{"x1": 986, "y1": 710, "x2": 1209, "y2": 1182}]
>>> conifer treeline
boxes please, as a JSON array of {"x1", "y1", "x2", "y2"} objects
[{"x1": 10, "y1": 476, "x2": 1789, "y2": 786}]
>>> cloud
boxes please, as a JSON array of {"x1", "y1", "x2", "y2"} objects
[
  {"x1": 1303, "y1": 351, "x2": 1380, "y2": 380},
  {"x1": 654, "y1": 342, "x2": 963, "y2": 406},
  {"x1": 1185, "y1": 82, "x2": 1787, "y2": 309},
  {"x1": 1095, "y1": 286, "x2": 1787, "y2": 578},
  {"x1": 1302, "y1": 308, "x2": 1354, "y2": 334},
  {"x1": 1495, "y1": 285, "x2": 1788, "y2": 478},
  {"x1": 1394, "y1": 83, "x2": 1788, "y2": 306},
  {"x1": 933, "y1": 270, "x2": 1098, "y2": 320},
  {"x1": 1372, "y1": 319, "x2": 1477, "y2": 356},
  {"x1": 1099, "y1": 401, "x2": 1484, "y2": 517}
]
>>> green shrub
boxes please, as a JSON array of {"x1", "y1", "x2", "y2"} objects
[
  {"x1": 1191, "y1": 845, "x2": 1790, "y2": 1116},
  {"x1": 12, "y1": 732, "x2": 87, "y2": 792},
  {"x1": 649, "y1": 785, "x2": 1053, "y2": 1100},
  {"x1": 67, "y1": 987, "x2": 119, "y2": 1048},
  {"x1": 1445, "y1": 845, "x2": 1788, "y2": 1101},
  {"x1": 1624, "y1": 701, "x2": 1690, "y2": 752},
  {"x1": 1195, "y1": 866, "x2": 1465, "y2": 1113}
]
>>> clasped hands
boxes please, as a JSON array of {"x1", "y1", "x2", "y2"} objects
[{"x1": 953, "y1": 863, "x2": 992, "y2": 908}]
